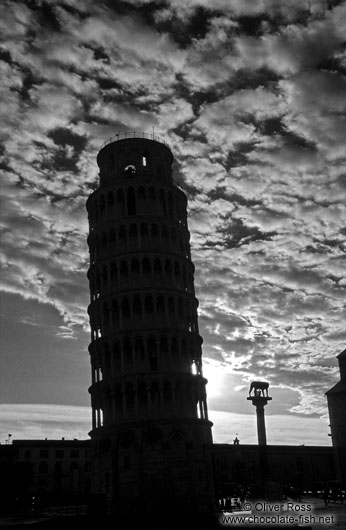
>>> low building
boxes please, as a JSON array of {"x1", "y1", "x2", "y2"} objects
[
  {"x1": 1, "y1": 439, "x2": 91, "y2": 510},
  {"x1": 1, "y1": 437, "x2": 335, "y2": 511},
  {"x1": 213, "y1": 443, "x2": 335, "y2": 497}
]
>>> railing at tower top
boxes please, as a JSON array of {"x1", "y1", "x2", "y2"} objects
[{"x1": 99, "y1": 131, "x2": 171, "y2": 151}]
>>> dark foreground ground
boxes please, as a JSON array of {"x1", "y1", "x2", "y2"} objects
[
  {"x1": 0, "y1": 512, "x2": 219, "y2": 530},
  {"x1": 0, "y1": 498, "x2": 345, "y2": 530}
]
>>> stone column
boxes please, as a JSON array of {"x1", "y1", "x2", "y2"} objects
[{"x1": 247, "y1": 383, "x2": 272, "y2": 483}]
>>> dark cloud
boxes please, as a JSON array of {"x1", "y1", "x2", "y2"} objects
[
  {"x1": 103, "y1": 0, "x2": 164, "y2": 21},
  {"x1": 0, "y1": 47, "x2": 13, "y2": 64},
  {"x1": 25, "y1": 0, "x2": 62, "y2": 32},
  {"x1": 45, "y1": 127, "x2": 88, "y2": 173},
  {"x1": 225, "y1": 143, "x2": 256, "y2": 169},
  {"x1": 236, "y1": 16, "x2": 269, "y2": 36},
  {"x1": 155, "y1": 6, "x2": 215, "y2": 48}
]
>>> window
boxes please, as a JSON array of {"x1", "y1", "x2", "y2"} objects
[
  {"x1": 71, "y1": 449, "x2": 79, "y2": 458},
  {"x1": 24, "y1": 450, "x2": 31, "y2": 459},
  {"x1": 38, "y1": 462, "x2": 48, "y2": 473},
  {"x1": 56, "y1": 450, "x2": 64, "y2": 458},
  {"x1": 70, "y1": 461, "x2": 78, "y2": 472},
  {"x1": 40, "y1": 450, "x2": 49, "y2": 459},
  {"x1": 124, "y1": 164, "x2": 136, "y2": 177},
  {"x1": 54, "y1": 462, "x2": 63, "y2": 473}
]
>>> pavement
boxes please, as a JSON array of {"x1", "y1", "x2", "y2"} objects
[
  {"x1": 304, "y1": 496, "x2": 346, "y2": 529},
  {"x1": 0, "y1": 497, "x2": 345, "y2": 529}
]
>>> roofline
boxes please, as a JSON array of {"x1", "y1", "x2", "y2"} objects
[{"x1": 99, "y1": 131, "x2": 171, "y2": 152}]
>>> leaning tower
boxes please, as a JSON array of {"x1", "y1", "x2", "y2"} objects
[{"x1": 86, "y1": 133, "x2": 215, "y2": 516}]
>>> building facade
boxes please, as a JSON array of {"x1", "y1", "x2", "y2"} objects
[
  {"x1": 0, "y1": 439, "x2": 90, "y2": 512},
  {"x1": 326, "y1": 348, "x2": 346, "y2": 484},
  {"x1": 1, "y1": 439, "x2": 335, "y2": 512},
  {"x1": 86, "y1": 133, "x2": 215, "y2": 515},
  {"x1": 12, "y1": 439, "x2": 91, "y2": 500},
  {"x1": 213, "y1": 444, "x2": 335, "y2": 498}
]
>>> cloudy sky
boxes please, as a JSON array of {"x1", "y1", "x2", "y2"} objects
[{"x1": 1, "y1": 0, "x2": 345, "y2": 446}]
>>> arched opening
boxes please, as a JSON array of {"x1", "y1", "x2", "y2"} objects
[
  {"x1": 164, "y1": 259, "x2": 172, "y2": 278},
  {"x1": 156, "y1": 296, "x2": 165, "y2": 320},
  {"x1": 107, "y1": 192, "x2": 114, "y2": 215},
  {"x1": 110, "y1": 262, "x2": 118, "y2": 284},
  {"x1": 102, "y1": 265, "x2": 108, "y2": 287},
  {"x1": 101, "y1": 231, "x2": 108, "y2": 251},
  {"x1": 112, "y1": 300, "x2": 120, "y2": 327},
  {"x1": 119, "y1": 225, "x2": 126, "y2": 248},
  {"x1": 121, "y1": 297, "x2": 130, "y2": 324},
  {"x1": 151, "y1": 223, "x2": 159, "y2": 238},
  {"x1": 124, "y1": 164, "x2": 136, "y2": 177},
  {"x1": 129, "y1": 223, "x2": 137, "y2": 239},
  {"x1": 140, "y1": 223, "x2": 148, "y2": 239},
  {"x1": 159, "y1": 189, "x2": 167, "y2": 216},
  {"x1": 109, "y1": 227, "x2": 116, "y2": 248},
  {"x1": 120, "y1": 260, "x2": 129, "y2": 282},
  {"x1": 159, "y1": 337, "x2": 168, "y2": 357},
  {"x1": 124, "y1": 339, "x2": 133, "y2": 370},
  {"x1": 174, "y1": 261, "x2": 180, "y2": 283},
  {"x1": 163, "y1": 381, "x2": 172, "y2": 411},
  {"x1": 143, "y1": 257, "x2": 151, "y2": 275},
  {"x1": 126, "y1": 383, "x2": 135, "y2": 416},
  {"x1": 113, "y1": 343, "x2": 121, "y2": 373},
  {"x1": 148, "y1": 337, "x2": 158, "y2": 371},
  {"x1": 168, "y1": 297, "x2": 175, "y2": 318},
  {"x1": 149, "y1": 383, "x2": 160, "y2": 416},
  {"x1": 154, "y1": 258, "x2": 162, "y2": 275},
  {"x1": 102, "y1": 302, "x2": 109, "y2": 333},
  {"x1": 137, "y1": 380, "x2": 147, "y2": 416},
  {"x1": 133, "y1": 296, "x2": 142, "y2": 318},
  {"x1": 135, "y1": 337, "x2": 145, "y2": 363},
  {"x1": 131, "y1": 258, "x2": 140, "y2": 277},
  {"x1": 127, "y1": 187, "x2": 136, "y2": 216},
  {"x1": 116, "y1": 189, "x2": 125, "y2": 217},
  {"x1": 177, "y1": 298, "x2": 184, "y2": 329},
  {"x1": 137, "y1": 187, "x2": 146, "y2": 207},
  {"x1": 144, "y1": 295, "x2": 154, "y2": 314}
]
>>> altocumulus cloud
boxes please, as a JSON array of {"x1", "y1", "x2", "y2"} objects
[{"x1": 0, "y1": 0, "x2": 345, "y2": 444}]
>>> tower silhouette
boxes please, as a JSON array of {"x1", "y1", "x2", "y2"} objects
[{"x1": 86, "y1": 133, "x2": 215, "y2": 517}]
